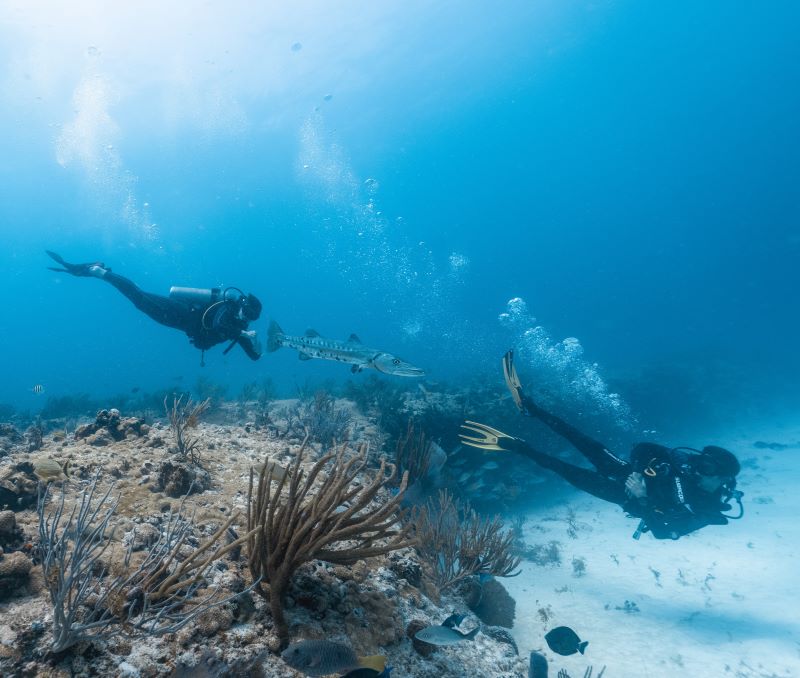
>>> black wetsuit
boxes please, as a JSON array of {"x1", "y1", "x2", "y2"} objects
[
  {"x1": 518, "y1": 397, "x2": 730, "y2": 539},
  {"x1": 102, "y1": 271, "x2": 261, "y2": 361}
]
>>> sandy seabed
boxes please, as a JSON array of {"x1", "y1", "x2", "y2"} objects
[{"x1": 505, "y1": 420, "x2": 800, "y2": 678}]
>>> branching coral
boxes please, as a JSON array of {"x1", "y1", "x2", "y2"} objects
[
  {"x1": 414, "y1": 489, "x2": 520, "y2": 592},
  {"x1": 393, "y1": 419, "x2": 432, "y2": 488},
  {"x1": 164, "y1": 395, "x2": 210, "y2": 464},
  {"x1": 246, "y1": 439, "x2": 413, "y2": 647},
  {"x1": 290, "y1": 391, "x2": 352, "y2": 446},
  {"x1": 38, "y1": 476, "x2": 255, "y2": 653}
]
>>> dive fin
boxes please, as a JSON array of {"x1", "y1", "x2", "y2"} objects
[
  {"x1": 267, "y1": 320, "x2": 284, "y2": 352},
  {"x1": 298, "y1": 352, "x2": 313, "y2": 361},
  {"x1": 502, "y1": 349, "x2": 525, "y2": 413},
  {"x1": 459, "y1": 420, "x2": 524, "y2": 452},
  {"x1": 45, "y1": 250, "x2": 106, "y2": 277},
  {"x1": 45, "y1": 250, "x2": 69, "y2": 271}
]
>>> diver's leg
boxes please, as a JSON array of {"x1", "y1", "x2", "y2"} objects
[
  {"x1": 520, "y1": 443, "x2": 628, "y2": 505},
  {"x1": 102, "y1": 272, "x2": 190, "y2": 331},
  {"x1": 521, "y1": 395, "x2": 630, "y2": 480}
]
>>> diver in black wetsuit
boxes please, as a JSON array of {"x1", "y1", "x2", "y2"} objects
[
  {"x1": 46, "y1": 251, "x2": 263, "y2": 364},
  {"x1": 460, "y1": 350, "x2": 743, "y2": 540}
]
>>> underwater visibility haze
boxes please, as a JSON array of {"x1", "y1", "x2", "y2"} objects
[{"x1": 0, "y1": 2, "x2": 799, "y2": 677}]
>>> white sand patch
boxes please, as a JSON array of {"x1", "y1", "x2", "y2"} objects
[{"x1": 505, "y1": 423, "x2": 800, "y2": 678}]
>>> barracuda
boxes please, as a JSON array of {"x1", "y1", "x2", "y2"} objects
[{"x1": 266, "y1": 320, "x2": 424, "y2": 377}]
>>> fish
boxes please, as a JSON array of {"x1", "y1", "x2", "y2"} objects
[
  {"x1": 31, "y1": 384, "x2": 44, "y2": 395},
  {"x1": 131, "y1": 386, "x2": 140, "y2": 393},
  {"x1": 414, "y1": 622, "x2": 480, "y2": 646},
  {"x1": 280, "y1": 640, "x2": 385, "y2": 677},
  {"x1": 545, "y1": 626, "x2": 588, "y2": 656},
  {"x1": 33, "y1": 458, "x2": 70, "y2": 482},
  {"x1": 481, "y1": 461, "x2": 500, "y2": 471},
  {"x1": 529, "y1": 651, "x2": 549, "y2": 678},
  {"x1": 339, "y1": 668, "x2": 392, "y2": 678},
  {"x1": 441, "y1": 613, "x2": 465, "y2": 628},
  {"x1": 267, "y1": 321, "x2": 424, "y2": 377}
]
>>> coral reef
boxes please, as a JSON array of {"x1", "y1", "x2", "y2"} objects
[
  {"x1": 74, "y1": 408, "x2": 150, "y2": 446},
  {"x1": 0, "y1": 400, "x2": 528, "y2": 677},
  {"x1": 37, "y1": 476, "x2": 254, "y2": 653},
  {"x1": 0, "y1": 551, "x2": 32, "y2": 600},
  {"x1": 0, "y1": 425, "x2": 22, "y2": 459},
  {"x1": 414, "y1": 489, "x2": 521, "y2": 593},
  {"x1": 290, "y1": 390, "x2": 353, "y2": 447},
  {"x1": 156, "y1": 459, "x2": 211, "y2": 497},
  {"x1": 0, "y1": 462, "x2": 39, "y2": 511},
  {"x1": 164, "y1": 396, "x2": 210, "y2": 464},
  {"x1": 247, "y1": 439, "x2": 413, "y2": 647},
  {"x1": 394, "y1": 419, "x2": 433, "y2": 488}
]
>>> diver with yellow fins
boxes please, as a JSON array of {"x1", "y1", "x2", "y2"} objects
[{"x1": 459, "y1": 350, "x2": 744, "y2": 540}]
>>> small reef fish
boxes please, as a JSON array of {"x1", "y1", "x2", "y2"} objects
[
  {"x1": 31, "y1": 384, "x2": 45, "y2": 395},
  {"x1": 545, "y1": 626, "x2": 588, "y2": 656},
  {"x1": 33, "y1": 458, "x2": 70, "y2": 482},
  {"x1": 414, "y1": 621, "x2": 480, "y2": 646},
  {"x1": 481, "y1": 461, "x2": 500, "y2": 470},
  {"x1": 339, "y1": 668, "x2": 392, "y2": 678},
  {"x1": 267, "y1": 321, "x2": 424, "y2": 377},
  {"x1": 529, "y1": 651, "x2": 549, "y2": 678},
  {"x1": 281, "y1": 640, "x2": 385, "y2": 677}
]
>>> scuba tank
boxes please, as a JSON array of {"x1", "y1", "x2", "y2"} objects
[{"x1": 169, "y1": 286, "x2": 222, "y2": 306}]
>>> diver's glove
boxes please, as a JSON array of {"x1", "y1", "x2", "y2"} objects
[
  {"x1": 238, "y1": 330, "x2": 263, "y2": 360},
  {"x1": 624, "y1": 472, "x2": 648, "y2": 500},
  {"x1": 459, "y1": 420, "x2": 526, "y2": 452}
]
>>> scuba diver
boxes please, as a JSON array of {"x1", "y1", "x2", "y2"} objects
[
  {"x1": 459, "y1": 350, "x2": 744, "y2": 540},
  {"x1": 46, "y1": 251, "x2": 263, "y2": 365}
]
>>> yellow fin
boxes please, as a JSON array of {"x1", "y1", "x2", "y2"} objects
[{"x1": 357, "y1": 655, "x2": 387, "y2": 672}]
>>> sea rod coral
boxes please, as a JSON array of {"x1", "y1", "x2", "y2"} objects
[{"x1": 246, "y1": 438, "x2": 414, "y2": 647}]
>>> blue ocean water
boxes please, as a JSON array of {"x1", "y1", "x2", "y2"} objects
[{"x1": 1, "y1": 1, "x2": 798, "y2": 434}]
